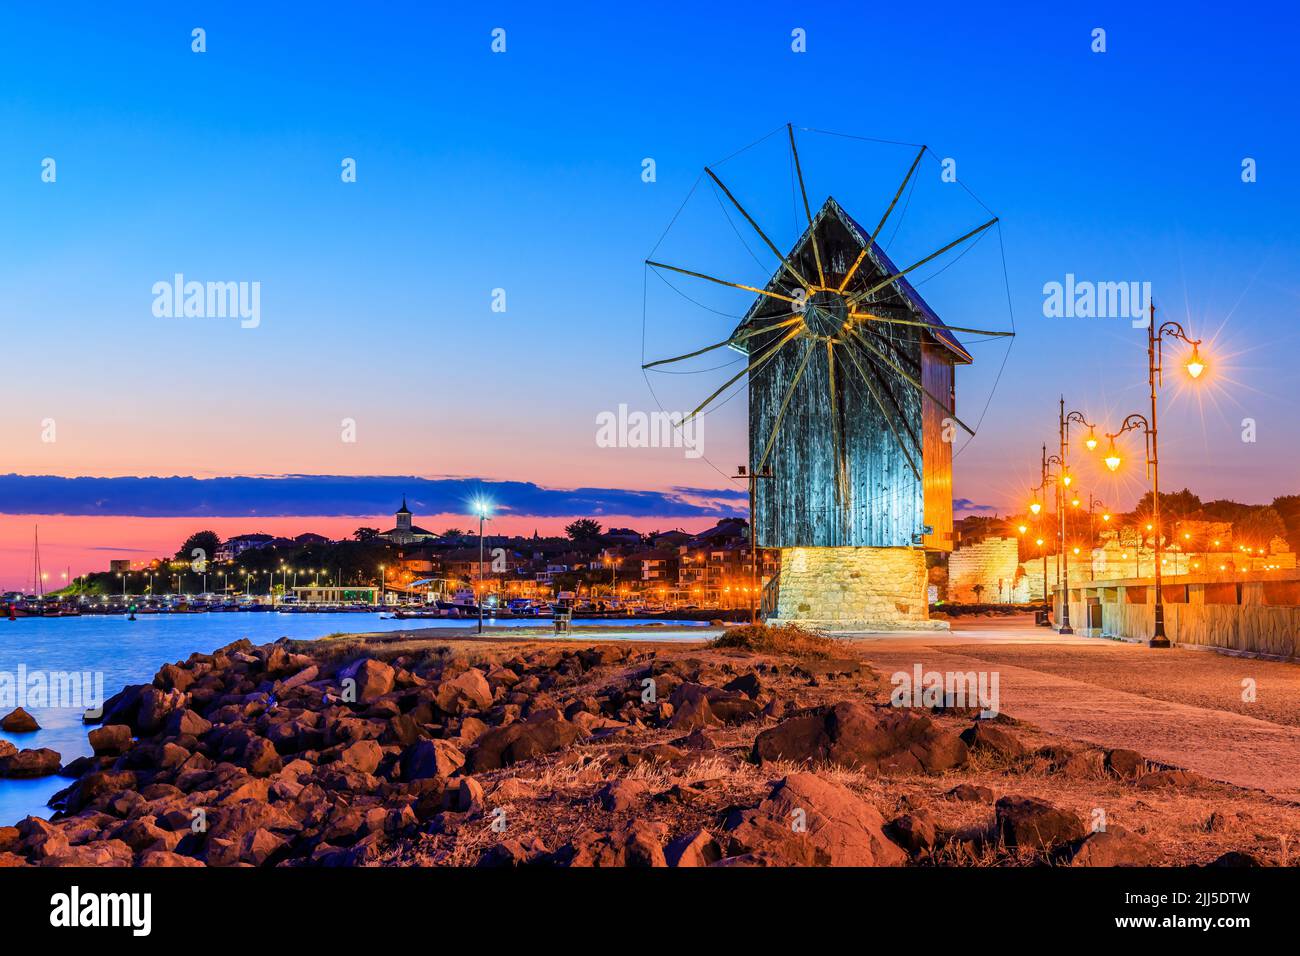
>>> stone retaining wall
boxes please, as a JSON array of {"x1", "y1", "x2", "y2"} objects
[
  {"x1": 771, "y1": 546, "x2": 947, "y2": 631},
  {"x1": 948, "y1": 537, "x2": 1021, "y2": 603}
]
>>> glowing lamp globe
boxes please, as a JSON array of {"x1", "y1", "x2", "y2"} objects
[
  {"x1": 1029, "y1": 501, "x2": 1042, "y2": 516},
  {"x1": 1084, "y1": 428, "x2": 1098, "y2": 451},
  {"x1": 1185, "y1": 346, "x2": 1205, "y2": 379},
  {"x1": 1103, "y1": 439, "x2": 1121, "y2": 472}
]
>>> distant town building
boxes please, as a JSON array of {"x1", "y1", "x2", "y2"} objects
[
  {"x1": 109, "y1": 559, "x2": 133, "y2": 573},
  {"x1": 215, "y1": 533, "x2": 275, "y2": 562},
  {"x1": 379, "y1": 499, "x2": 439, "y2": 545},
  {"x1": 601, "y1": 528, "x2": 644, "y2": 546}
]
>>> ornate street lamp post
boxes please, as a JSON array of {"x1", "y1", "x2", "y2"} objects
[
  {"x1": 1087, "y1": 495, "x2": 1107, "y2": 580},
  {"x1": 1029, "y1": 442, "x2": 1064, "y2": 619},
  {"x1": 1102, "y1": 303, "x2": 1204, "y2": 648},
  {"x1": 1056, "y1": 400, "x2": 1100, "y2": 634}
]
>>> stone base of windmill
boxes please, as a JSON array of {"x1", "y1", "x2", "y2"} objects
[{"x1": 767, "y1": 546, "x2": 949, "y2": 632}]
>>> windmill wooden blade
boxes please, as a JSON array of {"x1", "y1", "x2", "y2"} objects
[
  {"x1": 684, "y1": 325, "x2": 802, "y2": 423},
  {"x1": 844, "y1": 323, "x2": 975, "y2": 436},
  {"x1": 850, "y1": 311, "x2": 1014, "y2": 339},
  {"x1": 838, "y1": 144, "x2": 926, "y2": 293},
  {"x1": 788, "y1": 124, "x2": 825, "y2": 288},
  {"x1": 826, "y1": 339, "x2": 847, "y2": 503},
  {"x1": 704, "y1": 167, "x2": 811, "y2": 291},
  {"x1": 646, "y1": 259, "x2": 799, "y2": 304},
  {"x1": 836, "y1": 339, "x2": 922, "y2": 482},
  {"x1": 852, "y1": 217, "x2": 998, "y2": 302},
  {"x1": 643, "y1": 317, "x2": 801, "y2": 370},
  {"x1": 755, "y1": 338, "x2": 815, "y2": 475}
]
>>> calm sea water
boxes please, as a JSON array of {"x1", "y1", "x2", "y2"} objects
[{"x1": 0, "y1": 612, "x2": 709, "y2": 825}]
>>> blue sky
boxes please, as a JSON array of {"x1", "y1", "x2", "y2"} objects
[{"x1": 1, "y1": 0, "x2": 1297, "y2": 524}]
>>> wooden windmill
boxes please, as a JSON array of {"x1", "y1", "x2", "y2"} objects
[{"x1": 644, "y1": 126, "x2": 1013, "y2": 626}]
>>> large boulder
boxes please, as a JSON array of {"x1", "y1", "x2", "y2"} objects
[
  {"x1": 62, "y1": 770, "x2": 137, "y2": 813},
  {"x1": 154, "y1": 663, "x2": 196, "y2": 693},
  {"x1": 470, "y1": 714, "x2": 582, "y2": 772},
  {"x1": 960, "y1": 722, "x2": 1026, "y2": 758},
  {"x1": 562, "y1": 822, "x2": 668, "y2": 867},
  {"x1": 279, "y1": 665, "x2": 319, "y2": 692},
  {"x1": 347, "y1": 659, "x2": 395, "y2": 704},
  {"x1": 1136, "y1": 769, "x2": 1205, "y2": 790},
  {"x1": 665, "y1": 829, "x2": 723, "y2": 867},
  {"x1": 669, "y1": 683, "x2": 761, "y2": 725},
  {"x1": 1066, "y1": 826, "x2": 1155, "y2": 866},
  {"x1": 666, "y1": 695, "x2": 719, "y2": 731},
  {"x1": 242, "y1": 737, "x2": 283, "y2": 776},
  {"x1": 338, "y1": 740, "x2": 383, "y2": 775},
  {"x1": 88, "y1": 725, "x2": 133, "y2": 756},
  {"x1": 995, "y1": 796, "x2": 1086, "y2": 851},
  {"x1": 38, "y1": 840, "x2": 134, "y2": 867},
  {"x1": 944, "y1": 783, "x2": 994, "y2": 803},
  {"x1": 136, "y1": 687, "x2": 185, "y2": 734},
  {"x1": 884, "y1": 811, "x2": 937, "y2": 856},
  {"x1": 435, "y1": 670, "x2": 493, "y2": 715},
  {"x1": 0, "y1": 708, "x2": 40, "y2": 733},
  {"x1": 1105, "y1": 748, "x2": 1146, "y2": 779},
  {"x1": 752, "y1": 703, "x2": 967, "y2": 774},
  {"x1": 164, "y1": 709, "x2": 212, "y2": 738},
  {"x1": 94, "y1": 683, "x2": 148, "y2": 728},
  {"x1": 476, "y1": 836, "x2": 549, "y2": 868},
  {"x1": 723, "y1": 773, "x2": 908, "y2": 866},
  {"x1": 597, "y1": 779, "x2": 648, "y2": 812},
  {"x1": 401, "y1": 739, "x2": 465, "y2": 781},
  {"x1": 18, "y1": 817, "x2": 69, "y2": 859},
  {"x1": 204, "y1": 801, "x2": 298, "y2": 847},
  {"x1": 444, "y1": 777, "x2": 485, "y2": 814},
  {"x1": 0, "y1": 748, "x2": 61, "y2": 778}
]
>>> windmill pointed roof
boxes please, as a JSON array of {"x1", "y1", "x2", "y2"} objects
[{"x1": 730, "y1": 195, "x2": 972, "y2": 364}]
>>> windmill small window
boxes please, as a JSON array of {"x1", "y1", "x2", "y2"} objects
[{"x1": 643, "y1": 126, "x2": 1014, "y2": 628}]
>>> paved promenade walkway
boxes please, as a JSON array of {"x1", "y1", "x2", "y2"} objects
[{"x1": 848, "y1": 615, "x2": 1300, "y2": 801}]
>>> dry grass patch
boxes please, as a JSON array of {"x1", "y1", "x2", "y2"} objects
[{"x1": 710, "y1": 623, "x2": 842, "y2": 659}]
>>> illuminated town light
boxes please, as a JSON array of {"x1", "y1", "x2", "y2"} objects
[{"x1": 1103, "y1": 437, "x2": 1121, "y2": 472}]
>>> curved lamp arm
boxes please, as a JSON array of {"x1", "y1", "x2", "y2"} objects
[
  {"x1": 1155, "y1": 321, "x2": 1204, "y2": 385},
  {"x1": 1104, "y1": 413, "x2": 1153, "y2": 478}
]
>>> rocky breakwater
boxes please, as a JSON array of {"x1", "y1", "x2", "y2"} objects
[
  {"x1": 0, "y1": 631, "x2": 1281, "y2": 868},
  {"x1": 0, "y1": 633, "x2": 933, "y2": 867}
]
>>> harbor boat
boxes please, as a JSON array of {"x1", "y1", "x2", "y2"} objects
[{"x1": 391, "y1": 609, "x2": 446, "y2": 619}]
